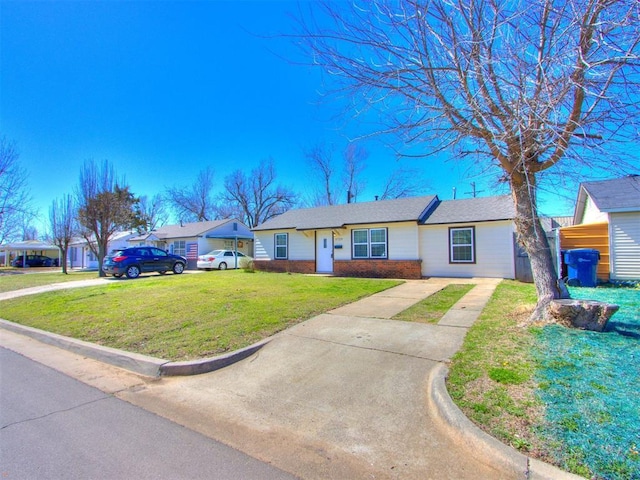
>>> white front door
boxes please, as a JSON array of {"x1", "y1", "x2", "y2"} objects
[{"x1": 316, "y1": 231, "x2": 333, "y2": 273}]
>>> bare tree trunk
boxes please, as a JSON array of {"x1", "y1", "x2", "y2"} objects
[
  {"x1": 61, "y1": 251, "x2": 68, "y2": 274},
  {"x1": 510, "y1": 172, "x2": 566, "y2": 321}
]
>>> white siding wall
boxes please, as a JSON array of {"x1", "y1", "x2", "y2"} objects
[
  {"x1": 253, "y1": 230, "x2": 314, "y2": 261},
  {"x1": 254, "y1": 233, "x2": 273, "y2": 261},
  {"x1": 388, "y1": 223, "x2": 421, "y2": 259},
  {"x1": 333, "y1": 222, "x2": 420, "y2": 260},
  {"x1": 333, "y1": 230, "x2": 351, "y2": 260},
  {"x1": 610, "y1": 212, "x2": 640, "y2": 280},
  {"x1": 582, "y1": 196, "x2": 608, "y2": 224},
  {"x1": 419, "y1": 221, "x2": 516, "y2": 278},
  {"x1": 289, "y1": 232, "x2": 315, "y2": 260}
]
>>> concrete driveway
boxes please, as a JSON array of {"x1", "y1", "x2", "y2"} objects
[{"x1": 117, "y1": 278, "x2": 512, "y2": 480}]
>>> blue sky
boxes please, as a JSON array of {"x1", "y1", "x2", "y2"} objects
[{"x1": 2, "y1": 0, "x2": 584, "y2": 234}]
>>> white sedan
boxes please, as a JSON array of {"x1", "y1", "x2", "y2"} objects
[{"x1": 196, "y1": 250, "x2": 252, "y2": 270}]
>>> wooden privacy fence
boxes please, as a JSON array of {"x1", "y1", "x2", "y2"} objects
[{"x1": 559, "y1": 222, "x2": 610, "y2": 282}]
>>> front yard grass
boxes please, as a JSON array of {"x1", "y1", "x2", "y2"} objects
[
  {"x1": 0, "y1": 271, "x2": 399, "y2": 360},
  {"x1": 0, "y1": 270, "x2": 98, "y2": 293}
]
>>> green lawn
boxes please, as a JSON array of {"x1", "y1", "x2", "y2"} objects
[
  {"x1": 0, "y1": 271, "x2": 399, "y2": 360},
  {"x1": 0, "y1": 270, "x2": 99, "y2": 293},
  {"x1": 392, "y1": 284, "x2": 475, "y2": 323}
]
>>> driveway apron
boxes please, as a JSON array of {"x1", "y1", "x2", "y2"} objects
[{"x1": 118, "y1": 278, "x2": 509, "y2": 480}]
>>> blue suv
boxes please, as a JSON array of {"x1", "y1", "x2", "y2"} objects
[{"x1": 103, "y1": 247, "x2": 187, "y2": 279}]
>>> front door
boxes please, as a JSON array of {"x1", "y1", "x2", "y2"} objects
[{"x1": 316, "y1": 231, "x2": 333, "y2": 273}]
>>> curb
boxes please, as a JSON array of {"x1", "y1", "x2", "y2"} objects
[
  {"x1": 0, "y1": 318, "x2": 269, "y2": 378},
  {"x1": 427, "y1": 363, "x2": 584, "y2": 480},
  {"x1": 159, "y1": 339, "x2": 270, "y2": 376}
]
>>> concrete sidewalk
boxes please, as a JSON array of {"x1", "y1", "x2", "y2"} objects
[{"x1": 0, "y1": 277, "x2": 578, "y2": 480}]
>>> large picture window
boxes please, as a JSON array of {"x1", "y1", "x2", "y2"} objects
[
  {"x1": 352, "y1": 228, "x2": 387, "y2": 259},
  {"x1": 449, "y1": 227, "x2": 475, "y2": 263},
  {"x1": 173, "y1": 240, "x2": 186, "y2": 257},
  {"x1": 275, "y1": 233, "x2": 288, "y2": 259}
]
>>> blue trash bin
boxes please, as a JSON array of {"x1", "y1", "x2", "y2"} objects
[{"x1": 564, "y1": 249, "x2": 600, "y2": 287}]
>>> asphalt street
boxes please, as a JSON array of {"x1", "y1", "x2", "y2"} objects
[{"x1": 0, "y1": 347, "x2": 297, "y2": 480}]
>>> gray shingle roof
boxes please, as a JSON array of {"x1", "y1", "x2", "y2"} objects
[
  {"x1": 253, "y1": 195, "x2": 438, "y2": 231},
  {"x1": 422, "y1": 195, "x2": 515, "y2": 224},
  {"x1": 581, "y1": 175, "x2": 640, "y2": 211},
  {"x1": 129, "y1": 219, "x2": 231, "y2": 241}
]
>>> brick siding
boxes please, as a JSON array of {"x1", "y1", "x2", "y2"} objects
[
  {"x1": 334, "y1": 260, "x2": 422, "y2": 279},
  {"x1": 254, "y1": 259, "x2": 422, "y2": 279},
  {"x1": 254, "y1": 260, "x2": 316, "y2": 274}
]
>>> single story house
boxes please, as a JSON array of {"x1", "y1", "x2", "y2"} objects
[
  {"x1": 68, "y1": 230, "x2": 139, "y2": 269},
  {"x1": 127, "y1": 219, "x2": 253, "y2": 269},
  {"x1": 252, "y1": 195, "x2": 519, "y2": 280},
  {"x1": 560, "y1": 175, "x2": 640, "y2": 282}
]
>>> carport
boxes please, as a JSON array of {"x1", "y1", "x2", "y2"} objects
[
  {"x1": 0, "y1": 240, "x2": 61, "y2": 268},
  {"x1": 204, "y1": 234, "x2": 254, "y2": 269}
]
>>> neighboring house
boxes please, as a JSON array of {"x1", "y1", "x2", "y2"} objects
[
  {"x1": 127, "y1": 219, "x2": 254, "y2": 269},
  {"x1": 0, "y1": 240, "x2": 60, "y2": 267},
  {"x1": 68, "y1": 230, "x2": 138, "y2": 269},
  {"x1": 252, "y1": 195, "x2": 519, "y2": 280},
  {"x1": 560, "y1": 175, "x2": 640, "y2": 282}
]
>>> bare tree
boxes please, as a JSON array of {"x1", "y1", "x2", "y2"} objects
[
  {"x1": 223, "y1": 159, "x2": 297, "y2": 228},
  {"x1": 305, "y1": 142, "x2": 368, "y2": 205},
  {"x1": 297, "y1": 0, "x2": 640, "y2": 320},
  {"x1": 378, "y1": 167, "x2": 428, "y2": 200},
  {"x1": 136, "y1": 193, "x2": 169, "y2": 233},
  {"x1": 49, "y1": 194, "x2": 76, "y2": 274},
  {"x1": 0, "y1": 137, "x2": 33, "y2": 243},
  {"x1": 76, "y1": 160, "x2": 138, "y2": 277},
  {"x1": 165, "y1": 167, "x2": 218, "y2": 222},
  {"x1": 343, "y1": 143, "x2": 367, "y2": 203},
  {"x1": 305, "y1": 141, "x2": 427, "y2": 204},
  {"x1": 305, "y1": 143, "x2": 337, "y2": 206}
]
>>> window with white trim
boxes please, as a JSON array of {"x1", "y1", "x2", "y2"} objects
[
  {"x1": 352, "y1": 228, "x2": 387, "y2": 259},
  {"x1": 449, "y1": 227, "x2": 475, "y2": 263},
  {"x1": 173, "y1": 240, "x2": 186, "y2": 256},
  {"x1": 275, "y1": 233, "x2": 288, "y2": 259}
]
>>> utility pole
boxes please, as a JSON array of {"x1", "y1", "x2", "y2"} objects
[
  {"x1": 465, "y1": 182, "x2": 484, "y2": 198},
  {"x1": 347, "y1": 190, "x2": 355, "y2": 204}
]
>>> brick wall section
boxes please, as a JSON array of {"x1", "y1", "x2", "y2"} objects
[
  {"x1": 334, "y1": 260, "x2": 422, "y2": 279},
  {"x1": 255, "y1": 259, "x2": 422, "y2": 279},
  {"x1": 254, "y1": 260, "x2": 316, "y2": 274}
]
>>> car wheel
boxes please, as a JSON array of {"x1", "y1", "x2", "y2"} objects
[
  {"x1": 113, "y1": 273, "x2": 123, "y2": 278},
  {"x1": 159, "y1": 271, "x2": 167, "y2": 275},
  {"x1": 126, "y1": 265, "x2": 140, "y2": 279},
  {"x1": 173, "y1": 263, "x2": 185, "y2": 274},
  {"x1": 218, "y1": 262, "x2": 227, "y2": 270}
]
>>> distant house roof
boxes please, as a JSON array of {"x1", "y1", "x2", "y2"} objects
[
  {"x1": 421, "y1": 195, "x2": 515, "y2": 225},
  {"x1": 1, "y1": 240, "x2": 59, "y2": 251},
  {"x1": 253, "y1": 195, "x2": 439, "y2": 231},
  {"x1": 69, "y1": 230, "x2": 138, "y2": 247},
  {"x1": 574, "y1": 175, "x2": 640, "y2": 222},
  {"x1": 128, "y1": 219, "x2": 238, "y2": 241}
]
